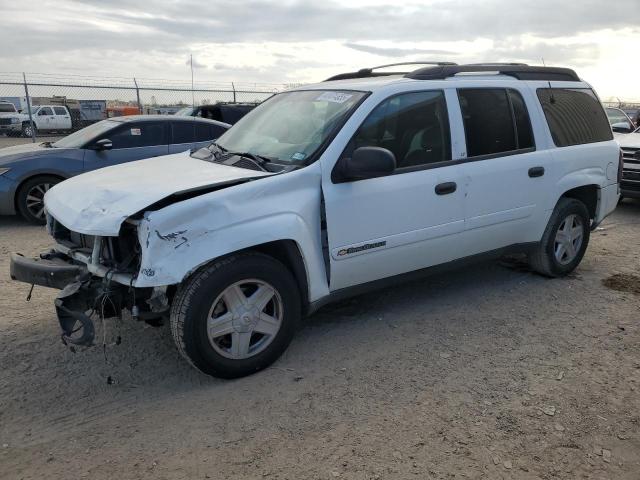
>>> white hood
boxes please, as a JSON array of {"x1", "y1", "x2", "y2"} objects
[
  {"x1": 615, "y1": 131, "x2": 640, "y2": 149},
  {"x1": 45, "y1": 151, "x2": 273, "y2": 236}
]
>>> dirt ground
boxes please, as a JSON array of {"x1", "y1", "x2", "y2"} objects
[{"x1": 1, "y1": 202, "x2": 639, "y2": 480}]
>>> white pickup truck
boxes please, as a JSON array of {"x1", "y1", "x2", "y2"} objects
[
  {"x1": 18, "y1": 105, "x2": 73, "y2": 137},
  {"x1": 0, "y1": 101, "x2": 22, "y2": 136}
]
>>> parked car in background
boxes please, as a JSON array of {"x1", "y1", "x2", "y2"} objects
[
  {"x1": 621, "y1": 108, "x2": 640, "y2": 128},
  {"x1": 10, "y1": 63, "x2": 620, "y2": 378},
  {"x1": 606, "y1": 107, "x2": 635, "y2": 133},
  {"x1": 0, "y1": 115, "x2": 229, "y2": 223},
  {"x1": 175, "y1": 102, "x2": 259, "y2": 124},
  {"x1": 615, "y1": 127, "x2": 640, "y2": 200},
  {"x1": 0, "y1": 101, "x2": 22, "y2": 136}
]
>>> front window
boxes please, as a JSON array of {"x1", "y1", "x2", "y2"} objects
[
  {"x1": 215, "y1": 90, "x2": 366, "y2": 163},
  {"x1": 606, "y1": 108, "x2": 631, "y2": 126},
  {"x1": 53, "y1": 120, "x2": 119, "y2": 148}
]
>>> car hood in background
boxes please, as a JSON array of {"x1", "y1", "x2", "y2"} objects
[
  {"x1": 44, "y1": 151, "x2": 274, "y2": 236},
  {"x1": 0, "y1": 143, "x2": 64, "y2": 166},
  {"x1": 614, "y1": 131, "x2": 640, "y2": 149}
]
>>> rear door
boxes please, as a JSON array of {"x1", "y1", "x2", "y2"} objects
[
  {"x1": 83, "y1": 121, "x2": 169, "y2": 170},
  {"x1": 53, "y1": 106, "x2": 72, "y2": 130},
  {"x1": 455, "y1": 87, "x2": 554, "y2": 253},
  {"x1": 169, "y1": 120, "x2": 196, "y2": 153}
]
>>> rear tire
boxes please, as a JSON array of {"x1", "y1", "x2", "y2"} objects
[
  {"x1": 16, "y1": 175, "x2": 61, "y2": 225},
  {"x1": 170, "y1": 252, "x2": 301, "y2": 378},
  {"x1": 529, "y1": 197, "x2": 590, "y2": 277}
]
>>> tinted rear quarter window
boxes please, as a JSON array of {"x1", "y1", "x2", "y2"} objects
[{"x1": 537, "y1": 88, "x2": 612, "y2": 146}]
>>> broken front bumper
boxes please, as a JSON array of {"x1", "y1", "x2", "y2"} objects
[
  {"x1": 10, "y1": 251, "x2": 119, "y2": 346},
  {"x1": 10, "y1": 252, "x2": 85, "y2": 289}
]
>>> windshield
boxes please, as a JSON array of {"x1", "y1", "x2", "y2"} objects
[
  {"x1": 0, "y1": 103, "x2": 16, "y2": 113},
  {"x1": 53, "y1": 120, "x2": 119, "y2": 148},
  {"x1": 174, "y1": 107, "x2": 194, "y2": 116},
  {"x1": 214, "y1": 90, "x2": 366, "y2": 163},
  {"x1": 606, "y1": 108, "x2": 630, "y2": 125}
]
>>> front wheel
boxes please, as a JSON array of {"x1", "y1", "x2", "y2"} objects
[
  {"x1": 170, "y1": 252, "x2": 301, "y2": 378},
  {"x1": 21, "y1": 122, "x2": 37, "y2": 138},
  {"x1": 529, "y1": 197, "x2": 590, "y2": 277},
  {"x1": 16, "y1": 175, "x2": 61, "y2": 225}
]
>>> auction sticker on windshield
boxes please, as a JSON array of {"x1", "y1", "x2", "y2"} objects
[{"x1": 316, "y1": 92, "x2": 353, "y2": 104}]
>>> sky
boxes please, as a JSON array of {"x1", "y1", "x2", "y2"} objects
[{"x1": 1, "y1": 0, "x2": 639, "y2": 101}]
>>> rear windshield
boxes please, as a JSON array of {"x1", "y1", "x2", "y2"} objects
[{"x1": 537, "y1": 88, "x2": 612, "y2": 147}]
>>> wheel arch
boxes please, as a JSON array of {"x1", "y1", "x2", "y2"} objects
[
  {"x1": 14, "y1": 172, "x2": 67, "y2": 212},
  {"x1": 559, "y1": 184, "x2": 598, "y2": 219}
]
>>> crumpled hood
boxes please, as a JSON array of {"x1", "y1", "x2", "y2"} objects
[
  {"x1": 44, "y1": 151, "x2": 274, "y2": 236},
  {"x1": 615, "y1": 131, "x2": 640, "y2": 148}
]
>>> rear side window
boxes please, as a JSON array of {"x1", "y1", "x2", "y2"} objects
[
  {"x1": 195, "y1": 123, "x2": 213, "y2": 142},
  {"x1": 109, "y1": 122, "x2": 167, "y2": 149},
  {"x1": 53, "y1": 107, "x2": 67, "y2": 115},
  {"x1": 458, "y1": 88, "x2": 534, "y2": 157},
  {"x1": 537, "y1": 88, "x2": 612, "y2": 146},
  {"x1": 171, "y1": 122, "x2": 195, "y2": 144}
]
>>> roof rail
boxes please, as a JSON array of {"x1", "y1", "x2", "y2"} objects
[
  {"x1": 324, "y1": 61, "x2": 458, "y2": 81},
  {"x1": 404, "y1": 64, "x2": 580, "y2": 81}
]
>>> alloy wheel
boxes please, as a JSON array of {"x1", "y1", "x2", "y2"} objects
[
  {"x1": 207, "y1": 279, "x2": 283, "y2": 360},
  {"x1": 25, "y1": 182, "x2": 52, "y2": 221},
  {"x1": 553, "y1": 213, "x2": 584, "y2": 265}
]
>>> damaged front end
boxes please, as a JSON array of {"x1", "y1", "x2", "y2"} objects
[{"x1": 10, "y1": 216, "x2": 170, "y2": 347}]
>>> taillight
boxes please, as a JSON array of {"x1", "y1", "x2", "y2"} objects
[{"x1": 618, "y1": 149, "x2": 623, "y2": 184}]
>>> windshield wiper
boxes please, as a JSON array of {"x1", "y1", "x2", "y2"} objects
[
  {"x1": 39, "y1": 141, "x2": 55, "y2": 148},
  {"x1": 223, "y1": 151, "x2": 276, "y2": 164}
]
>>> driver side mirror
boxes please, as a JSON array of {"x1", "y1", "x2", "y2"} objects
[
  {"x1": 91, "y1": 138, "x2": 113, "y2": 151},
  {"x1": 336, "y1": 146, "x2": 396, "y2": 182},
  {"x1": 612, "y1": 122, "x2": 633, "y2": 134}
]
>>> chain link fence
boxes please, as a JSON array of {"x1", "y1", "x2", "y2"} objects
[{"x1": 0, "y1": 72, "x2": 293, "y2": 140}]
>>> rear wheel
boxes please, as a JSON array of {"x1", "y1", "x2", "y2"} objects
[
  {"x1": 16, "y1": 175, "x2": 61, "y2": 225},
  {"x1": 170, "y1": 252, "x2": 301, "y2": 378},
  {"x1": 529, "y1": 197, "x2": 590, "y2": 277}
]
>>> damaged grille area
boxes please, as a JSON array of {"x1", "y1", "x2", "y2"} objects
[{"x1": 51, "y1": 218, "x2": 141, "y2": 274}]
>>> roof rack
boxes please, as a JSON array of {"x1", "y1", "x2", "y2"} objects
[
  {"x1": 405, "y1": 64, "x2": 580, "y2": 82},
  {"x1": 324, "y1": 61, "x2": 458, "y2": 81},
  {"x1": 324, "y1": 63, "x2": 580, "y2": 83}
]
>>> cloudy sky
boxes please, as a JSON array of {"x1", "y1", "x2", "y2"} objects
[{"x1": 2, "y1": 0, "x2": 639, "y2": 100}]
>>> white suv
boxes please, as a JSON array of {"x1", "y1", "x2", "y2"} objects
[
  {"x1": 10, "y1": 63, "x2": 620, "y2": 378},
  {"x1": 19, "y1": 105, "x2": 73, "y2": 137}
]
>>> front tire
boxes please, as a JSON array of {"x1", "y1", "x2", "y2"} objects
[
  {"x1": 170, "y1": 252, "x2": 301, "y2": 378},
  {"x1": 529, "y1": 197, "x2": 590, "y2": 277},
  {"x1": 21, "y1": 122, "x2": 36, "y2": 138},
  {"x1": 16, "y1": 175, "x2": 61, "y2": 225}
]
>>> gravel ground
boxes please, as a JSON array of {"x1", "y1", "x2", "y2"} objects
[{"x1": 1, "y1": 203, "x2": 639, "y2": 480}]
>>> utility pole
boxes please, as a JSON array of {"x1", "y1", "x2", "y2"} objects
[{"x1": 190, "y1": 54, "x2": 195, "y2": 108}]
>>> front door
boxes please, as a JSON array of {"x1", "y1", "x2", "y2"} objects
[
  {"x1": 83, "y1": 121, "x2": 169, "y2": 171},
  {"x1": 322, "y1": 90, "x2": 467, "y2": 291}
]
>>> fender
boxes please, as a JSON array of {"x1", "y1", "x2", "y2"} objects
[{"x1": 132, "y1": 163, "x2": 330, "y2": 303}]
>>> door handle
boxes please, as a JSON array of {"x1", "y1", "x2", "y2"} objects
[
  {"x1": 435, "y1": 182, "x2": 457, "y2": 195},
  {"x1": 528, "y1": 166, "x2": 545, "y2": 178}
]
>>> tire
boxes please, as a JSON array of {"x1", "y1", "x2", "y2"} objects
[
  {"x1": 21, "y1": 122, "x2": 36, "y2": 138},
  {"x1": 529, "y1": 197, "x2": 590, "y2": 277},
  {"x1": 16, "y1": 175, "x2": 61, "y2": 225},
  {"x1": 170, "y1": 252, "x2": 301, "y2": 378}
]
